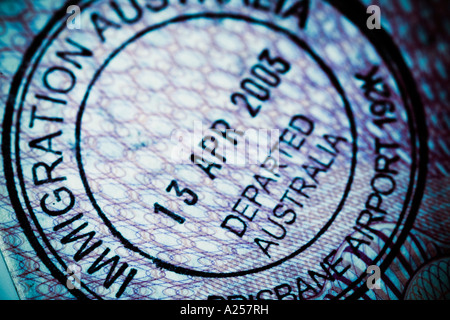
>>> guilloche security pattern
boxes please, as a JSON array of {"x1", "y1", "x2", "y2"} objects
[{"x1": 0, "y1": 0, "x2": 449, "y2": 300}]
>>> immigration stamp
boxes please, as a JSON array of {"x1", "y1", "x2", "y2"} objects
[{"x1": 2, "y1": 0, "x2": 427, "y2": 299}]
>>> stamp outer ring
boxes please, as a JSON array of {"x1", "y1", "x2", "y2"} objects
[{"x1": 2, "y1": 0, "x2": 428, "y2": 299}]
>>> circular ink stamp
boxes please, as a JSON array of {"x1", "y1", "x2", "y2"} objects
[{"x1": 3, "y1": 0, "x2": 427, "y2": 300}]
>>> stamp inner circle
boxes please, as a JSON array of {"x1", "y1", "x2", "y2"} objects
[{"x1": 77, "y1": 15, "x2": 355, "y2": 275}]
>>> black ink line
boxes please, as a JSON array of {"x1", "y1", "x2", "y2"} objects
[
  {"x1": 154, "y1": 202, "x2": 185, "y2": 224},
  {"x1": 75, "y1": 12, "x2": 358, "y2": 278}
]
